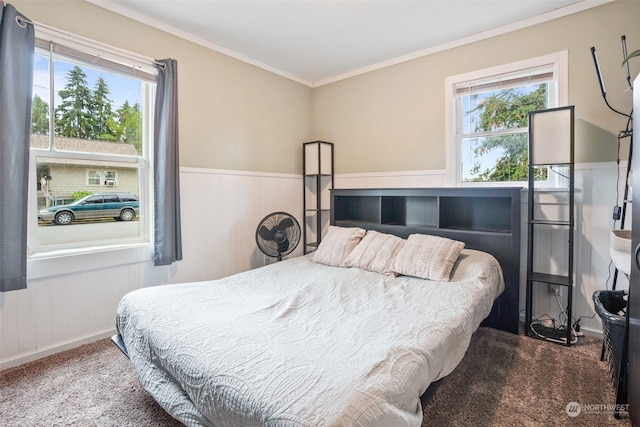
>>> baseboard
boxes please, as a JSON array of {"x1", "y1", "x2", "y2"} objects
[
  {"x1": 579, "y1": 325, "x2": 603, "y2": 340},
  {"x1": 0, "y1": 329, "x2": 116, "y2": 371},
  {"x1": 518, "y1": 314, "x2": 603, "y2": 340}
]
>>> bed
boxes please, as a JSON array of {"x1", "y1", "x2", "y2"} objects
[{"x1": 114, "y1": 187, "x2": 521, "y2": 426}]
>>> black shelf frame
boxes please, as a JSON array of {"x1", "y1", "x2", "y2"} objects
[
  {"x1": 302, "y1": 141, "x2": 334, "y2": 254},
  {"x1": 525, "y1": 105, "x2": 575, "y2": 347},
  {"x1": 331, "y1": 187, "x2": 522, "y2": 334}
]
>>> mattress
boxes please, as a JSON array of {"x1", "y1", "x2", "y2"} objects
[{"x1": 116, "y1": 249, "x2": 504, "y2": 426}]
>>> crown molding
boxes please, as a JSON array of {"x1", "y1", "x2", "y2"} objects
[{"x1": 87, "y1": 0, "x2": 613, "y2": 88}]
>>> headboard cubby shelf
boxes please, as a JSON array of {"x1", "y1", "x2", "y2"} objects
[{"x1": 331, "y1": 187, "x2": 522, "y2": 334}]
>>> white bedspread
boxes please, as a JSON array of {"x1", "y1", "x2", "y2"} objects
[{"x1": 116, "y1": 249, "x2": 504, "y2": 426}]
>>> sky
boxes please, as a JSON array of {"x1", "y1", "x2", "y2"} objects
[{"x1": 32, "y1": 53, "x2": 142, "y2": 112}]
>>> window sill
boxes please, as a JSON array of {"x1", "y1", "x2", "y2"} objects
[{"x1": 27, "y1": 244, "x2": 153, "y2": 280}]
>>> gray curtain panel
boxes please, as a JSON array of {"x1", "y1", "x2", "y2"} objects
[
  {"x1": 0, "y1": 3, "x2": 34, "y2": 292},
  {"x1": 153, "y1": 58, "x2": 183, "y2": 266}
]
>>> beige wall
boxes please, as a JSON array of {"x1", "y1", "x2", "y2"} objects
[
  {"x1": 13, "y1": 0, "x2": 313, "y2": 175},
  {"x1": 312, "y1": 0, "x2": 640, "y2": 174},
  {"x1": 12, "y1": 1, "x2": 639, "y2": 176}
]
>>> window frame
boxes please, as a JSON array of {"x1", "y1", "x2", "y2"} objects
[
  {"x1": 104, "y1": 171, "x2": 117, "y2": 186},
  {"x1": 87, "y1": 170, "x2": 101, "y2": 186},
  {"x1": 26, "y1": 26, "x2": 157, "y2": 277},
  {"x1": 445, "y1": 51, "x2": 569, "y2": 186}
]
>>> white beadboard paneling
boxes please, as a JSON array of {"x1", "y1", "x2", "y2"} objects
[
  {"x1": 177, "y1": 168, "x2": 302, "y2": 282},
  {"x1": 33, "y1": 280, "x2": 54, "y2": 351},
  {"x1": 0, "y1": 291, "x2": 20, "y2": 360},
  {"x1": 17, "y1": 288, "x2": 35, "y2": 358},
  {"x1": 66, "y1": 275, "x2": 91, "y2": 340},
  {"x1": 0, "y1": 168, "x2": 302, "y2": 370},
  {"x1": 334, "y1": 169, "x2": 448, "y2": 189},
  {"x1": 575, "y1": 162, "x2": 630, "y2": 335}
]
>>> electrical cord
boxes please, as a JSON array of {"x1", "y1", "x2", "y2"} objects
[
  {"x1": 553, "y1": 288, "x2": 578, "y2": 344},
  {"x1": 548, "y1": 165, "x2": 569, "y2": 180},
  {"x1": 606, "y1": 259, "x2": 614, "y2": 290},
  {"x1": 529, "y1": 321, "x2": 577, "y2": 345},
  {"x1": 528, "y1": 307, "x2": 578, "y2": 345},
  {"x1": 527, "y1": 289, "x2": 585, "y2": 345}
]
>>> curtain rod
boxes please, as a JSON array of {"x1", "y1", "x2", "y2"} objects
[{"x1": 14, "y1": 14, "x2": 165, "y2": 69}]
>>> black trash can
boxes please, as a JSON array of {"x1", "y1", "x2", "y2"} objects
[{"x1": 593, "y1": 290, "x2": 627, "y2": 384}]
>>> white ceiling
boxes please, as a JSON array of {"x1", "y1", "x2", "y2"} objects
[{"x1": 89, "y1": 0, "x2": 609, "y2": 86}]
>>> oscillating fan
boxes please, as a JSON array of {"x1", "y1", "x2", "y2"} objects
[{"x1": 255, "y1": 212, "x2": 301, "y2": 261}]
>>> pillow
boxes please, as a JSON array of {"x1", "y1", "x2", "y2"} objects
[
  {"x1": 390, "y1": 234, "x2": 465, "y2": 281},
  {"x1": 344, "y1": 230, "x2": 405, "y2": 276},
  {"x1": 312, "y1": 226, "x2": 366, "y2": 267}
]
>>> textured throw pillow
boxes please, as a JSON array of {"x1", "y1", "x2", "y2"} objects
[
  {"x1": 344, "y1": 230, "x2": 405, "y2": 276},
  {"x1": 312, "y1": 226, "x2": 366, "y2": 267},
  {"x1": 391, "y1": 234, "x2": 465, "y2": 281}
]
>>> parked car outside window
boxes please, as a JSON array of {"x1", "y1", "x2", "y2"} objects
[{"x1": 38, "y1": 193, "x2": 140, "y2": 225}]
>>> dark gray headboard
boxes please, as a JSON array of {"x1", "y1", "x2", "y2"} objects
[{"x1": 330, "y1": 187, "x2": 522, "y2": 334}]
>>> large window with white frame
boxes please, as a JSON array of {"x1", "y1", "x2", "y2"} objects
[
  {"x1": 445, "y1": 52, "x2": 568, "y2": 185},
  {"x1": 29, "y1": 28, "x2": 156, "y2": 255}
]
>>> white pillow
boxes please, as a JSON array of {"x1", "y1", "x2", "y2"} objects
[
  {"x1": 312, "y1": 226, "x2": 366, "y2": 267},
  {"x1": 344, "y1": 230, "x2": 405, "y2": 276},
  {"x1": 391, "y1": 234, "x2": 465, "y2": 281}
]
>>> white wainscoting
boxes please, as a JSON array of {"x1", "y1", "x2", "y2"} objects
[
  {"x1": 0, "y1": 162, "x2": 624, "y2": 369},
  {"x1": 0, "y1": 167, "x2": 302, "y2": 370},
  {"x1": 334, "y1": 169, "x2": 449, "y2": 188},
  {"x1": 177, "y1": 168, "x2": 303, "y2": 282}
]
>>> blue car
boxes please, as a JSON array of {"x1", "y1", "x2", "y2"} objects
[{"x1": 39, "y1": 192, "x2": 139, "y2": 225}]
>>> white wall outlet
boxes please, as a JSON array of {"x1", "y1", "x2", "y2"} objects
[{"x1": 549, "y1": 284, "x2": 562, "y2": 296}]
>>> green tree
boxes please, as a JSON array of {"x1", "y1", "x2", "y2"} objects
[
  {"x1": 41, "y1": 64, "x2": 141, "y2": 153},
  {"x1": 31, "y1": 94, "x2": 49, "y2": 135},
  {"x1": 91, "y1": 76, "x2": 116, "y2": 140},
  {"x1": 468, "y1": 85, "x2": 547, "y2": 182},
  {"x1": 115, "y1": 101, "x2": 142, "y2": 154},
  {"x1": 55, "y1": 66, "x2": 93, "y2": 138}
]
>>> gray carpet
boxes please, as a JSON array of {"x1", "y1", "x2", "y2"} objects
[{"x1": 0, "y1": 327, "x2": 632, "y2": 426}]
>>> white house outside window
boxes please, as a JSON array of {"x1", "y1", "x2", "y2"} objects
[{"x1": 445, "y1": 52, "x2": 568, "y2": 185}]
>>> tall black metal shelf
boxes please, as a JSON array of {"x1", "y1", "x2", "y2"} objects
[
  {"x1": 302, "y1": 141, "x2": 334, "y2": 254},
  {"x1": 525, "y1": 106, "x2": 575, "y2": 347}
]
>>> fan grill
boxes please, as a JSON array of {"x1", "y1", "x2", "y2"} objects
[{"x1": 255, "y1": 212, "x2": 301, "y2": 261}]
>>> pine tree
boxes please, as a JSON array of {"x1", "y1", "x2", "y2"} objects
[
  {"x1": 40, "y1": 64, "x2": 142, "y2": 153},
  {"x1": 55, "y1": 66, "x2": 93, "y2": 138},
  {"x1": 91, "y1": 76, "x2": 116, "y2": 140},
  {"x1": 31, "y1": 94, "x2": 49, "y2": 135}
]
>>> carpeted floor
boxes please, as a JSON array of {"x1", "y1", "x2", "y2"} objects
[
  {"x1": 0, "y1": 327, "x2": 632, "y2": 426},
  {"x1": 422, "y1": 327, "x2": 631, "y2": 426}
]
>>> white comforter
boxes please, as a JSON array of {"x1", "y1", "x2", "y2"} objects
[{"x1": 116, "y1": 249, "x2": 504, "y2": 426}]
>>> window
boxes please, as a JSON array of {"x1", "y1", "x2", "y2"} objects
[
  {"x1": 86, "y1": 170, "x2": 118, "y2": 186},
  {"x1": 104, "y1": 171, "x2": 117, "y2": 186},
  {"x1": 445, "y1": 52, "x2": 568, "y2": 185},
  {"x1": 88, "y1": 170, "x2": 101, "y2": 186},
  {"x1": 29, "y1": 28, "x2": 157, "y2": 255}
]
